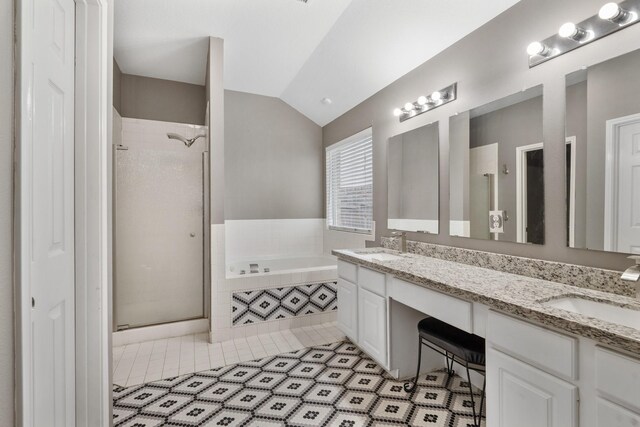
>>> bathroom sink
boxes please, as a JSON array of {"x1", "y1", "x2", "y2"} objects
[
  {"x1": 353, "y1": 252, "x2": 404, "y2": 262},
  {"x1": 543, "y1": 296, "x2": 640, "y2": 330}
]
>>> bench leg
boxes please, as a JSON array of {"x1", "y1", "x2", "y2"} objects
[
  {"x1": 465, "y1": 363, "x2": 486, "y2": 427},
  {"x1": 403, "y1": 336, "x2": 422, "y2": 395}
]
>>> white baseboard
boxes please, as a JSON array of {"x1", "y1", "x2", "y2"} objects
[{"x1": 113, "y1": 318, "x2": 209, "y2": 347}]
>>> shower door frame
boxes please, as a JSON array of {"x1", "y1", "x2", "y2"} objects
[{"x1": 112, "y1": 131, "x2": 210, "y2": 331}]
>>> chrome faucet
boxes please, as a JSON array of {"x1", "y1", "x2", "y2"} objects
[
  {"x1": 392, "y1": 231, "x2": 407, "y2": 253},
  {"x1": 621, "y1": 256, "x2": 640, "y2": 282}
]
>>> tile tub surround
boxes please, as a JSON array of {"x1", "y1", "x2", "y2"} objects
[
  {"x1": 211, "y1": 224, "x2": 339, "y2": 343},
  {"x1": 113, "y1": 340, "x2": 486, "y2": 427},
  {"x1": 333, "y1": 247, "x2": 640, "y2": 355},
  {"x1": 381, "y1": 237, "x2": 636, "y2": 297},
  {"x1": 232, "y1": 282, "x2": 337, "y2": 325}
]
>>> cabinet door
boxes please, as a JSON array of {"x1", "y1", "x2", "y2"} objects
[
  {"x1": 358, "y1": 288, "x2": 387, "y2": 367},
  {"x1": 337, "y1": 278, "x2": 358, "y2": 342},
  {"x1": 487, "y1": 348, "x2": 578, "y2": 427},
  {"x1": 597, "y1": 398, "x2": 640, "y2": 427}
]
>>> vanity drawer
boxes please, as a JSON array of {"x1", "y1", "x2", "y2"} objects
[
  {"x1": 338, "y1": 259, "x2": 358, "y2": 283},
  {"x1": 389, "y1": 278, "x2": 472, "y2": 333},
  {"x1": 487, "y1": 310, "x2": 578, "y2": 380},
  {"x1": 596, "y1": 347, "x2": 640, "y2": 412},
  {"x1": 358, "y1": 267, "x2": 386, "y2": 296}
]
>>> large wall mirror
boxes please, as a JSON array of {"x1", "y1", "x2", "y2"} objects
[
  {"x1": 387, "y1": 121, "x2": 439, "y2": 233},
  {"x1": 565, "y1": 48, "x2": 640, "y2": 254},
  {"x1": 449, "y1": 85, "x2": 545, "y2": 244}
]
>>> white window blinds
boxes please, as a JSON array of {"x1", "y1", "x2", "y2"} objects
[{"x1": 326, "y1": 128, "x2": 373, "y2": 233}]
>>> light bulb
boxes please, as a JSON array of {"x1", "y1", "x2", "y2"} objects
[
  {"x1": 599, "y1": 2, "x2": 621, "y2": 20},
  {"x1": 393, "y1": 108, "x2": 403, "y2": 117},
  {"x1": 527, "y1": 41, "x2": 549, "y2": 56},
  {"x1": 431, "y1": 91, "x2": 442, "y2": 102},
  {"x1": 558, "y1": 22, "x2": 578, "y2": 38},
  {"x1": 404, "y1": 102, "x2": 415, "y2": 111},
  {"x1": 599, "y1": 2, "x2": 634, "y2": 23},
  {"x1": 417, "y1": 96, "x2": 428, "y2": 106},
  {"x1": 559, "y1": 22, "x2": 589, "y2": 41}
]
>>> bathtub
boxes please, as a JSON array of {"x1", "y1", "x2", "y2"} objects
[{"x1": 227, "y1": 255, "x2": 337, "y2": 278}]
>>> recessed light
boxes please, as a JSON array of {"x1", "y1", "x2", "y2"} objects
[{"x1": 321, "y1": 97, "x2": 332, "y2": 105}]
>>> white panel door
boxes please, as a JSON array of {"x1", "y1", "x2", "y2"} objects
[
  {"x1": 358, "y1": 288, "x2": 387, "y2": 367},
  {"x1": 30, "y1": 0, "x2": 76, "y2": 424},
  {"x1": 616, "y1": 119, "x2": 640, "y2": 253},
  {"x1": 337, "y1": 278, "x2": 358, "y2": 342},
  {"x1": 486, "y1": 348, "x2": 578, "y2": 427}
]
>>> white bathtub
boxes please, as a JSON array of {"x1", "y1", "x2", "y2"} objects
[{"x1": 227, "y1": 255, "x2": 337, "y2": 278}]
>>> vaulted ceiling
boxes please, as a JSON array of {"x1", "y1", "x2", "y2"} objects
[{"x1": 114, "y1": 0, "x2": 520, "y2": 126}]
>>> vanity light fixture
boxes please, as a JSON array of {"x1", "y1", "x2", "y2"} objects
[
  {"x1": 599, "y1": 2, "x2": 636, "y2": 23},
  {"x1": 393, "y1": 83, "x2": 457, "y2": 123},
  {"x1": 526, "y1": 41, "x2": 553, "y2": 57},
  {"x1": 558, "y1": 22, "x2": 591, "y2": 41},
  {"x1": 527, "y1": 0, "x2": 640, "y2": 68}
]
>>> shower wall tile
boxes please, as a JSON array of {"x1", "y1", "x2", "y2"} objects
[{"x1": 121, "y1": 117, "x2": 207, "y2": 152}]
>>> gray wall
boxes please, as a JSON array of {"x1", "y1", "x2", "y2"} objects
[
  {"x1": 469, "y1": 95, "x2": 544, "y2": 242},
  {"x1": 586, "y1": 49, "x2": 640, "y2": 250},
  {"x1": 225, "y1": 90, "x2": 323, "y2": 220},
  {"x1": 566, "y1": 80, "x2": 587, "y2": 248},
  {"x1": 0, "y1": 0, "x2": 14, "y2": 422},
  {"x1": 388, "y1": 123, "x2": 439, "y2": 220},
  {"x1": 323, "y1": 0, "x2": 640, "y2": 271},
  {"x1": 113, "y1": 59, "x2": 122, "y2": 114},
  {"x1": 115, "y1": 69, "x2": 206, "y2": 125}
]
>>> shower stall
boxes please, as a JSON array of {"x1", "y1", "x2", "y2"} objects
[{"x1": 113, "y1": 117, "x2": 209, "y2": 332}]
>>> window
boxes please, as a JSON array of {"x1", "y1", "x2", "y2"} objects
[{"x1": 326, "y1": 128, "x2": 373, "y2": 233}]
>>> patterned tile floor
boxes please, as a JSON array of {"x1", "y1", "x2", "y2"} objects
[
  {"x1": 113, "y1": 323, "x2": 345, "y2": 387},
  {"x1": 113, "y1": 340, "x2": 486, "y2": 427}
]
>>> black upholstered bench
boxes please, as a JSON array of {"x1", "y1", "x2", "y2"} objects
[{"x1": 404, "y1": 317, "x2": 487, "y2": 427}]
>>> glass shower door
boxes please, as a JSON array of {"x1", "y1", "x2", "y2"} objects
[{"x1": 114, "y1": 147, "x2": 205, "y2": 329}]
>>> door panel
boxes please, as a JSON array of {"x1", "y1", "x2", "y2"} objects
[
  {"x1": 487, "y1": 348, "x2": 578, "y2": 427},
  {"x1": 115, "y1": 148, "x2": 204, "y2": 328},
  {"x1": 337, "y1": 279, "x2": 357, "y2": 342},
  {"x1": 358, "y1": 288, "x2": 387, "y2": 366},
  {"x1": 617, "y1": 121, "x2": 640, "y2": 253},
  {"x1": 31, "y1": 0, "x2": 76, "y2": 423}
]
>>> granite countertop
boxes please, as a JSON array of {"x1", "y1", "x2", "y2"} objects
[{"x1": 332, "y1": 247, "x2": 640, "y2": 355}]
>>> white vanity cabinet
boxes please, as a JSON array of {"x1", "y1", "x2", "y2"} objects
[
  {"x1": 336, "y1": 261, "x2": 390, "y2": 368},
  {"x1": 487, "y1": 311, "x2": 579, "y2": 427},
  {"x1": 594, "y1": 347, "x2": 640, "y2": 426},
  {"x1": 487, "y1": 347, "x2": 578, "y2": 427},
  {"x1": 336, "y1": 278, "x2": 358, "y2": 342},
  {"x1": 358, "y1": 287, "x2": 387, "y2": 366}
]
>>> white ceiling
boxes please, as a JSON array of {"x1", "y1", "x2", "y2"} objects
[{"x1": 114, "y1": 0, "x2": 520, "y2": 126}]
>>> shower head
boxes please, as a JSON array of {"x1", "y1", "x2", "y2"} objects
[{"x1": 167, "y1": 132, "x2": 206, "y2": 148}]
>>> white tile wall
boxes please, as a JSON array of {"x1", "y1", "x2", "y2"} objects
[
  {"x1": 212, "y1": 223, "x2": 341, "y2": 343},
  {"x1": 121, "y1": 117, "x2": 208, "y2": 153},
  {"x1": 225, "y1": 219, "x2": 324, "y2": 264},
  {"x1": 209, "y1": 220, "x2": 374, "y2": 344}
]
